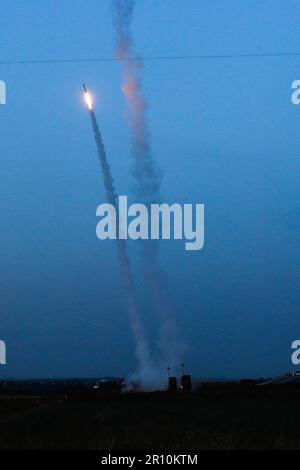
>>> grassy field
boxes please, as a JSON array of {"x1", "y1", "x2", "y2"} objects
[{"x1": 0, "y1": 394, "x2": 300, "y2": 449}]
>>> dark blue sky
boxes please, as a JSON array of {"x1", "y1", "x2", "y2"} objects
[{"x1": 0, "y1": 0, "x2": 300, "y2": 379}]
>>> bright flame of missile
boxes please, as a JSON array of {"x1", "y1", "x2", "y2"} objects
[{"x1": 84, "y1": 91, "x2": 93, "y2": 110}]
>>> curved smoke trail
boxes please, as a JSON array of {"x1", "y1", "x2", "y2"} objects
[
  {"x1": 88, "y1": 108, "x2": 154, "y2": 385},
  {"x1": 112, "y1": 0, "x2": 184, "y2": 370}
]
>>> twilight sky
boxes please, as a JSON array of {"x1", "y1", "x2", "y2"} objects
[{"x1": 0, "y1": 0, "x2": 300, "y2": 379}]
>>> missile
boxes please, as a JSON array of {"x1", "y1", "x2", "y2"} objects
[{"x1": 83, "y1": 84, "x2": 93, "y2": 110}]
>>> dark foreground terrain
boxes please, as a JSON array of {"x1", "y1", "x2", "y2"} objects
[{"x1": 0, "y1": 393, "x2": 300, "y2": 449}]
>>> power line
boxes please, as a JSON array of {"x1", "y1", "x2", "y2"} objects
[{"x1": 1, "y1": 52, "x2": 300, "y2": 65}]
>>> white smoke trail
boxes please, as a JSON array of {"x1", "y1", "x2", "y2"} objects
[
  {"x1": 89, "y1": 108, "x2": 156, "y2": 387},
  {"x1": 112, "y1": 0, "x2": 184, "y2": 370}
]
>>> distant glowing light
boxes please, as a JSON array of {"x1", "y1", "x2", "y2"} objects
[{"x1": 84, "y1": 91, "x2": 93, "y2": 110}]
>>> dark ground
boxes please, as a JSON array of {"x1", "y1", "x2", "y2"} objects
[{"x1": 0, "y1": 394, "x2": 300, "y2": 449}]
